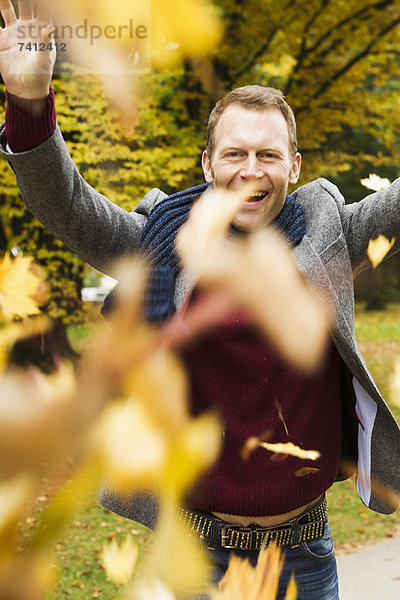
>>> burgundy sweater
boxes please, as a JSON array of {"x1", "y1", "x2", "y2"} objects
[
  {"x1": 6, "y1": 90, "x2": 343, "y2": 516},
  {"x1": 181, "y1": 310, "x2": 342, "y2": 516}
]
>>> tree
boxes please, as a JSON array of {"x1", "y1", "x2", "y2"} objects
[{"x1": 2, "y1": 0, "x2": 400, "y2": 342}]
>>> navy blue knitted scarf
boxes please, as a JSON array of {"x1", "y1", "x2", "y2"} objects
[{"x1": 102, "y1": 184, "x2": 306, "y2": 321}]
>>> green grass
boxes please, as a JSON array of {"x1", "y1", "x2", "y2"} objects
[
  {"x1": 43, "y1": 304, "x2": 400, "y2": 595},
  {"x1": 44, "y1": 502, "x2": 154, "y2": 599}
]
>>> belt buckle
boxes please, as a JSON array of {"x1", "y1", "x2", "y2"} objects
[{"x1": 220, "y1": 525, "x2": 252, "y2": 550}]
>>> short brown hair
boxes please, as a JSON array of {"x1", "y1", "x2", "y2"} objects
[{"x1": 206, "y1": 85, "x2": 297, "y2": 160}]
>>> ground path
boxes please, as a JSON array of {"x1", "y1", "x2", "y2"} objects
[{"x1": 337, "y1": 534, "x2": 400, "y2": 599}]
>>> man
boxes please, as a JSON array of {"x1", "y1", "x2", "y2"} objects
[{"x1": 1, "y1": 2, "x2": 400, "y2": 599}]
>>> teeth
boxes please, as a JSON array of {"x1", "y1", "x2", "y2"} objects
[{"x1": 249, "y1": 192, "x2": 267, "y2": 199}]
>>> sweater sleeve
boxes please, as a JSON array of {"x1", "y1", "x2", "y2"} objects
[{"x1": 5, "y1": 86, "x2": 56, "y2": 153}]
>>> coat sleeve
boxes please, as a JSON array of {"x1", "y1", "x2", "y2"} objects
[
  {"x1": 317, "y1": 178, "x2": 400, "y2": 273},
  {"x1": 0, "y1": 122, "x2": 166, "y2": 276}
]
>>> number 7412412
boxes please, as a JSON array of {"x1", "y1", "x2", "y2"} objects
[{"x1": 18, "y1": 42, "x2": 66, "y2": 51}]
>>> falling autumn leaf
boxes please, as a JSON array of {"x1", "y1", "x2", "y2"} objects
[
  {"x1": 96, "y1": 399, "x2": 167, "y2": 490},
  {"x1": 101, "y1": 535, "x2": 138, "y2": 585},
  {"x1": 176, "y1": 182, "x2": 258, "y2": 279},
  {"x1": 360, "y1": 173, "x2": 391, "y2": 191},
  {"x1": 259, "y1": 442, "x2": 320, "y2": 461},
  {"x1": 0, "y1": 254, "x2": 42, "y2": 319},
  {"x1": 284, "y1": 575, "x2": 298, "y2": 600},
  {"x1": 295, "y1": 467, "x2": 320, "y2": 477},
  {"x1": 0, "y1": 475, "x2": 35, "y2": 536},
  {"x1": 124, "y1": 351, "x2": 189, "y2": 435},
  {"x1": 391, "y1": 360, "x2": 400, "y2": 408},
  {"x1": 212, "y1": 544, "x2": 296, "y2": 600},
  {"x1": 367, "y1": 235, "x2": 395, "y2": 268},
  {"x1": 177, "y1": 188, "x2": 330, "y2": 373},
  {"x1": 133, "y1": 578, "x2": 177, "y2": 600}
]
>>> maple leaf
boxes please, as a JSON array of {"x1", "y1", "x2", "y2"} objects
[
  {"x1": 101, "y1": 535, "x2": 138, "y2": 585},
  {"x1": 360, "y1": 174, "x2": 391, "y2": 191},
  {"x1": 0, "y1": 254, "x2": 42, "y2": 319},
  {"x1": 367, "y1": 235, "x2": 395, "y2": 268}
]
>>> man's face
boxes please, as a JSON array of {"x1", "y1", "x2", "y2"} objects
[{"x1": 201, "y1": 105, "x2": 302, "y2": 232}]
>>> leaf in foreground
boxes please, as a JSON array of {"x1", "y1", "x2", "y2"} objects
[
  {"x1": 360, "y1": 173, "x2": 391, "y2": 191},
  {"x1": 391, "y1": 359, "x2": 400, "y2": 408},
  {"x1": 212, "y1": 544, "x2": 297, "y2": 600},
  {"x1": 0, "y1": 254, "x2": 42, "y2": 319},
  {"x1": 367, "y1": 235, "x2": 395, "y2": 268},
  {"x1": 259, "y1": 442, "x2": 320, "y2": 461},
  {"x1": 102, "y1": 535, "x2": 138, "y2": 585}
]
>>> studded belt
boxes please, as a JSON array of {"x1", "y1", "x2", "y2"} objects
[{"x1": 178, "y1": 495, "x2": 327, "y2": 551}]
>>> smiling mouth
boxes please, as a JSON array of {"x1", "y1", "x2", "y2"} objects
[{"x1": 246, "y1": 191, "x2": 269, "y2": 202}]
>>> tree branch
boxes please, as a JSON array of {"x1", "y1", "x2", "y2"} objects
[{"x1": 297, "y1": 16, "x2": 400, "y2": 111}]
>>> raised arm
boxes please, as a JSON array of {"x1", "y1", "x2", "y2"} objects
[{"x1": 0, "y1": 0, "x2": 155, "y2": 276}]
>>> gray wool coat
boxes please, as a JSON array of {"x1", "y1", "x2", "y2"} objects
[{"x1": 1, "y1": 123, "x2": 400, "y2": 527}]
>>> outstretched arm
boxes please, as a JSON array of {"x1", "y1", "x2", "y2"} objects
[{"x1": 0, "y1": 0, "x2": 155, "y2": 275}]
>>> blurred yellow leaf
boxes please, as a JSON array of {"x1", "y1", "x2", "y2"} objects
[
  {"x1": 155, "y1": 501, "x2": 211, "y2": 594},
  {"x1": 284, "y1": 574, "x2": 297, "y2": 600},
  {"x1": 259, "y1": 442, "x2": 320, "y2": 461},
  {"x1": 0, "y1": 254, "x2": 42, "y2": 319},
  {"x1": 133, "y1": 578, "x2": 177, "y2": 600},
  {"x1": 165, "y1": 412, "x2": 222, "y2": 496},
  {"x1": 0, "y1": 475, "x2": 35, "y2": 536},
  {"x1": 391, "y1": 359, "x2": 400, "y2": 408},
  {"x1": 367, "y1": 235, "x2": 395, "y2": 268},
  {"x1": 125, "y1": 351, "x2": 189, "y2": 434},
  {"x1": 213, "y1": 544, "x2": 284, "y2": 600},
  {"x1": 151, "y1": 0, "x2": 222, "y2": 65},
  {"x1": 102, "y1": 535, "x2": 138, "y2": 585},
  {"x1": 96, "y1": 400, "x2": 167, "y2": 490},
  {"x1": 360, "y1": 173, "x2": 391, "y2": 191},
  {"x1": 176, "y1": 183, "x2": 257, "y2": 279}
]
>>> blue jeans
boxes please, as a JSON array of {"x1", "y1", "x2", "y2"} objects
[{"x1": 186, "y1": 518, "x2": 339, "y2": 600}]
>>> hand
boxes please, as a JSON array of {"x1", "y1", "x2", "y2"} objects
[{"x1": 0, "y1": 0, "x2": 56, "y2": 99}]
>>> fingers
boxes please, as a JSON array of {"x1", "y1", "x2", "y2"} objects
[
  {"x1": 36, "y1": 0, "x2": 52, "y2": 25},
  {"x1": 18, "y1": 0, "x2": 34, "y2": 20},
  {"x1": 0, "y1": 0, "x2": 17, "y2": 26}
]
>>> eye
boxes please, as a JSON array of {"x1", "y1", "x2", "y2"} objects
[
  {"x1": 225, "y1": 150, "x2": 243, "y2": 158},
  {"x1": 259, "y1": 152, "x2": 277, "y2": 159}
]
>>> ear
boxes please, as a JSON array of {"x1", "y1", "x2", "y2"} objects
[
  {"x1": 289, "y1": 152, "x2": 302, "y2": 185},
  {"x1": 201, "y1": 150, "x2": 214, "y2": 183}
]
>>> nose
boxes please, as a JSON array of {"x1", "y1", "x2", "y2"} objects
[{"x1": 240, "y1": 154, "x2": 263, "y2": 179}]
